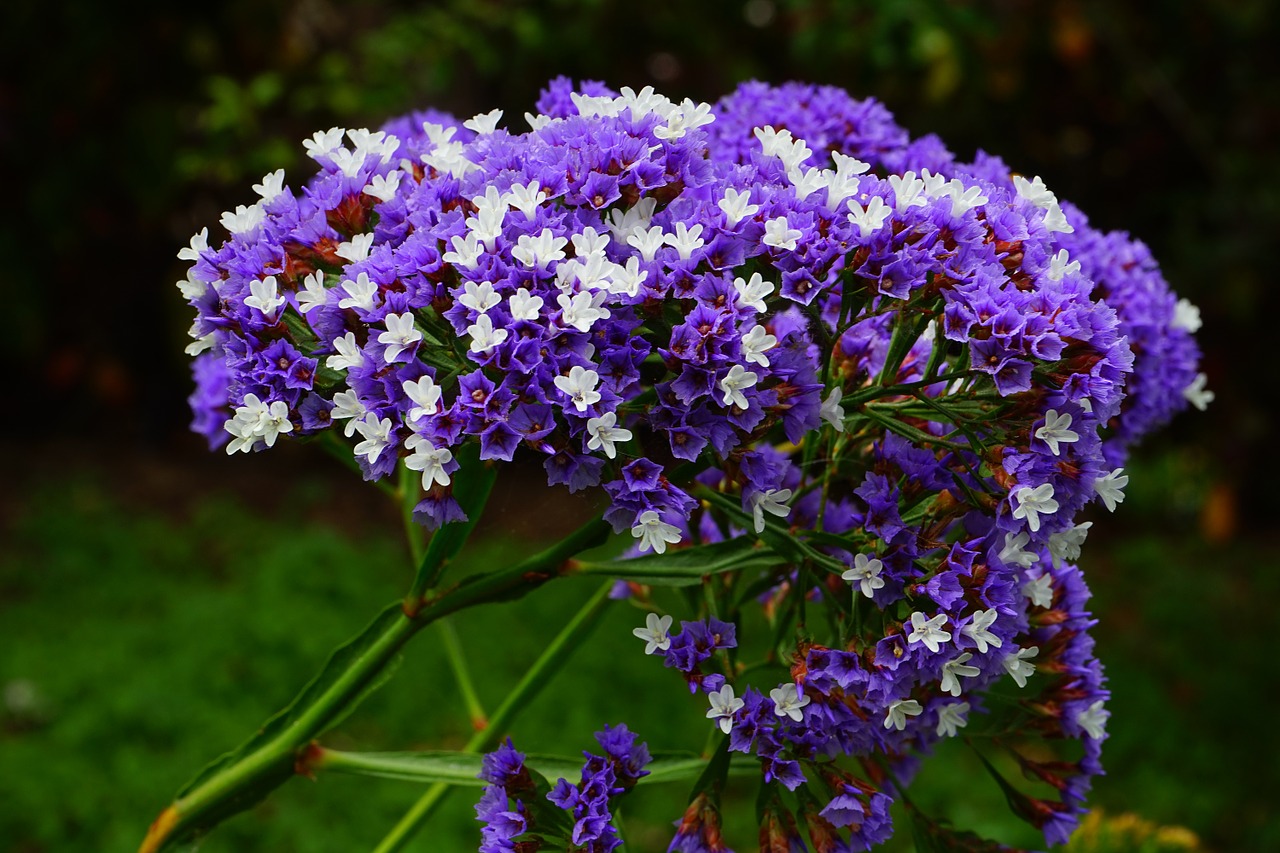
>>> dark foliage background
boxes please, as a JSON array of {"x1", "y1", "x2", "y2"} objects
[{"x1": 1, "y1": 1, "x2": 1276, "y2": 850}]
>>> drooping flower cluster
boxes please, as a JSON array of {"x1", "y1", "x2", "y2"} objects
[
  {"x1": 180, "y1": 77, "x2": 1204, "y2": 850},
  {"x1": 476, "y1": 726, "x2": 651, "y2": 853}
]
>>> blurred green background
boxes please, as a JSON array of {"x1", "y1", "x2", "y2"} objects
[{"x1": 1, "y1": 0, "x2": 1276, "y2": 850}]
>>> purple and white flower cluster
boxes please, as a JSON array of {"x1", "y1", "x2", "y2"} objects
[
  {"x1": 180, "y1": 77, "x2": 1204, "y2": 850},
  {"x1": 475, "y1": 726, "x2": 650, "y2": 853}
]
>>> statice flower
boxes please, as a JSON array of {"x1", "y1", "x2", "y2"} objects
[
  {"x1": 181, "y1": 78, "x2": 1203, "y2": 851},
  {"x1": 475, "y1": 726, "x2": 650, "y2": 853}
]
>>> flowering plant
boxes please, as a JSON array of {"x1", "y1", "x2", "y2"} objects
[{"x1": 155, "y1": 78, "x2": 1206, "y2": 852}]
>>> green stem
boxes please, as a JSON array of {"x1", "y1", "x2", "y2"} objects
[
  {"x1": 399, "y1": 464, "x2": 424, "y2": 565},
  {"x1": 373, "y1": 581, "x2": 616, "y2": 853},
  {"x1": 437, "y1": 618, "x2": 486, "y2": 728},
  {"x1": 140, "y1": 518, "x2": 612, "y2": 853}
]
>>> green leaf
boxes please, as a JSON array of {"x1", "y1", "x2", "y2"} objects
[
  {"x1": 317, "y1": 748, "x2": 748, "y2": 787},
  {"x1": 162, "y1": 602, "x2": 420, "y2": 848},
  {"x1": 908, "y1": 805, "x2": 1017, "y2": 852},
  {"x1": 699, "y1": 489, "x2": 845, "y2": 574},
  {"x1": 688, "y1": 734, "x2": 734, "y2": 800},
  {"x1": 970, "y1": 747, "x2": 1048, "y2": 831},
  {"x1": 577, "y1": 536, "x2": 781, "y2": 586}
]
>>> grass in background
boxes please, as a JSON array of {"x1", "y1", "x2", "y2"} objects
[{"x1": 1, "y1": 452, "x2": 1269, "y2": 851}]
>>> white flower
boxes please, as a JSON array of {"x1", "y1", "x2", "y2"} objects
[
  {"x1": 243, "y1": 276, "x2": 285, "y2": 320},
  {"x1": 664, "y1": 221, "x2": 705, "y2": 260},
  {"x1": 706, "y1": 684, "x2": 745, "y2": 734},
  {"x1": 998, "y1": 531, "x2": 1039, "y2": 569},
  {"x1": 443, "y1": 233, "x2": 484, "y2": 269},
  {"x1": 820, "y1": 388, "x2": 845, "y2": 432},
  {"x1": 223, "y1": 394, "x2": 293, "y2": 454},
  {"x1": 789, "y1": 166, "x2": 829, "y2": 200},
  {"x1": 459, "y1": 280, "x2": 501, "y2": 314},
  {"x1": 1011, "y1": 483, "x2": 1059, "y2": 533},
  {"x1": 178, "y1": 227, "x2": 209, "y2": 261},
  {"x1": 508, "y1": 288, "x2": 544, "y2": 322},
  {"x1": 608, "y1": 256, "x2": 648, "y2": 298},
  {"x1": 907, "y1": 612, "x2": 953, "y2": 654},
  {"x1": 751, "y1": 488, "x2": 793, "y2": 534},
  {"x1": 506, "y1": 180, "x2": 547, "y2": 220},
  {"x1": 1013, "y1": 174, "x2": 1057, "y2": 207},
  {"x1": 1046, "y1": 249, "x2": 1081, "y2": 282},
  {"x1": 884, "y1": 698, "x2": 923, "y2": 731},
  {"x1": 631, "y1": 510, "x2": 682, "y2": 555},
  {"x1": 961, "y1": 608, "x2": 1002, "y2": 654},
  {"x1": 512, "y1": 229, "x2": 568, "y2": 268},
  {"x1": 252, "y1": 169, "x2": 286, "y2": 201},
  {"x1": 326, "y1": 332, "x2": 366, "y2": 372},
  {"x1": 842, "y1": 553, "x2": 885, "y2": 598},
  {"x1": 463, "y1": 108, "x2": 503, "y2": 135},
  {"x1": 465, "y1": 188, "x2": 506, "y2": 250},
  {"x1": 769, "y1": 682, "x2": 810, "y2": 722},
  {"x1": 1182, "y1": 372, "x2": 1214, "y2": 411},
  {"x1": 1013, "y1": 175, "x2": 1072, "y2": 232},
  {"x1": 920, "y1": 168, "x2": 948, "y2": 198},
  {"x1": 1022, "y1": 572, "x2": 1054, "y2": 609},
  {"x1": 626, "y1": 225, "x2": 667, "y2": 262},
  {"x1": 1094, "y1": 467, "x2": 1129, "y2": 512},
  {"x1": 363, "y1": 170, "x2": 402, "y2": 202},
  {"x1": 741, "y1": 325, "x2": 777, "y2": 367},
  {"x1": 1002, "y1": 646, "x2": 1039, "y2": 688},
  {"x1": 467, "y1": 314, "x2": 508, "y2": 354},
  {"x1": 420, "y1": 121, "x2": 476, "y2": 177},
  {"x1": 889, "y1": 171, "x2": 928, "y2": 212},
  {"x1": 606, "y1": 197, "x2": 656, "y2": 239},
  {"x1": 352, "y1": 413, "x2": 394, "y2": 464},
  {"x1": 338, "y1": 272, "x2": 379, "y2": 312},
  {"x1": 653, "y1": 98, "x2": 714, "y2": 141},
  {"x1": 297, "y1": 271, "x2": 328, "y2": 314},
  {"x1": 336, "y1": 233, "x2": 375, "y2": 263},
  {"x1": 220, "y1": 203, "x2": 264, "y2": 235},
  {"x1": 1035, "y1": 409, "x2": 1080, "y2": 456},
  {"x1": 826, "y1": 152, "x2": 869, "y2": 210},
  {"x1": 1076, "y1": 699, "x2": 1110, "y2": 739},
  {"x1": 184, "y1": 330, "x2": 216, "y2": 356},
  {"x1": 586, "y1": 411, "x2": 632, "y2": 459},
  {"x1": 936, "y1": 702, "x2": 970, "y2": 737},
  {"x1": 303, "y1": 126, "x2": 346, "y2": 160},
  {"x1": 718, "y1": 187, "x2": 759, "y2": 227},
  {"x1": 617, "y1": 85, "x2": 669, "y2": 119},
  {"x1": 330, "y1": 391, "x2": 367, "y2": 437},
  {"x1": 1172, "y1": 298, "x2": 1203, "y2": 333},
  {"x1": 402, "y1": 376, "x2": 442, "y2": 423},
  {"x1": 557, "y1": 290, "x2": 611, "y2": 333},
  {"x1": 733, "y1": 272, "x2": 774, "y2": 312},
  {"x1": 554, "y1": 365, "x2": 602, "y2": 412},
  {"x1": 404, "y1": 433, "x2": 453, "y2": 488},
  {"x1": 847, "y1": 196, "x2": 892, "y2": 238},
  {"x1": 754, "y1": 127, "x2": 811, "y2": 172},
  {"x1": 632, "y1": 613, "x2": 673, "y2": 655},
  {"x1": 753, "y1": 125, "x2": 794, "y2": 158},
  {"x1": 762, "y1": 216, "x2": 802, "y2": 251},
  {"x1": 1048, "y1": 521, "x2": 1092, "y2": 566},
  {"x1": 378, "y1": 312, "x2": 423, "y2": 362},
  {"x1": 719, "y1": 364, "x2": 758, "y2": 409},
  {"x1": 1043, "y1": 204, "x2": 1074, "y2": 233},
  {"x1": 945, "y1": 180, "x2": 989, "y2": 217},
  {"x1": 571, "y1": 226, "x2": 611, "y2": 259},
  {"x1": 940, "y1": 653, "x2": 981, "y2": 697}
]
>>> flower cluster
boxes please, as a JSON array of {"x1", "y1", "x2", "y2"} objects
[
  {"x1": 180, "y1": 77, "x2": 1204, "y2": 850},
  {"x1": 476, "y1": 726, "x2": 650, "y2": 853}
]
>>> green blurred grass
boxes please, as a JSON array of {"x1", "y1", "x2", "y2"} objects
[{"x1": 1, "y1": 453, "x2": 1271, "y2": 851}]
